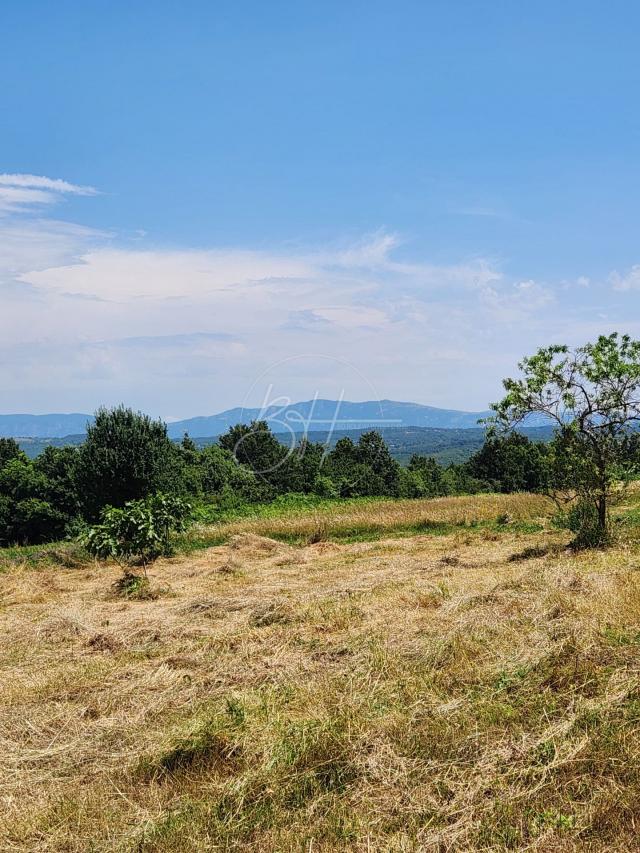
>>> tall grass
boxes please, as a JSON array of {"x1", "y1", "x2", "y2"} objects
[{"x1": 182, "y1": 492, "x2": 551, "y2": 549}]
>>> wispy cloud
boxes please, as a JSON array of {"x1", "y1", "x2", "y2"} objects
[
  {"x1": 609, "y1": 265, "x2": 640, "y2": 292},
  {"x1": 0, "y1": 173, "x2": 98, "y2": 213},
  {"x1": 3, "y1": 173, "x2": 640, "y2": 415},
  {"x1": 332, "y1": 230, "x2": 403, "y2": 268}
]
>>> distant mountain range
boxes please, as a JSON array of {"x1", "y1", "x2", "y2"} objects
[
  {"x1": 165, "y1": 399, "x2": 496, "y2": 438},
  {"x1": 17, "y1": 424, "x2": 556, "y2": 463},
  {"x1": 0, "y1": 400, "x2": 497, "y2": 439},
  {"x1": 0, "y1": 413, "x2": 93, "y2": 439}
]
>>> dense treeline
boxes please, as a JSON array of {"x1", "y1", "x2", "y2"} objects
[{"x1": 0, "y1": 404, "x2": 626, "y2": 547}]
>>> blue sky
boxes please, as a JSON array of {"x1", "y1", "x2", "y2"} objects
[{"x1": 2, "y1": 1, "x2": 640, "y2": 417}]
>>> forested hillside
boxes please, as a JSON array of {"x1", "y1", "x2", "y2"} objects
[
  {"x1": 16, "y1": 424, "x2": 555, "y2": 464},
  {"x1": 1, "y1": 406, "x2": 558, "y2": 548}
]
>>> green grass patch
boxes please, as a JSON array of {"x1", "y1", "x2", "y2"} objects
[
  {"x1": 193, "y1": 493, "x2": 394, "y2": 524},
  {"x1": 178, "y1": 515, "x2": 544, "y2": 552},
  {"x1": 0, "y1": 539, "x2": 88, "y2": 571}
]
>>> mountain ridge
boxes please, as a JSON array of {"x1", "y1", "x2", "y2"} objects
[{"x1": 0, "y1": 399, "x2": 495, "y2": 438}]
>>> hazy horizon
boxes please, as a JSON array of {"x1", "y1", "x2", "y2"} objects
[{"x1": 0, "y1": 395, "x2": 494, "y2": 422}]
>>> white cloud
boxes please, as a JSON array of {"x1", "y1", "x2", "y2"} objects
[
  {"x1": 332, "y1": 230, "x2": 402, "y2": 268},
  {"x1": 0, "y1": 173, "x2": 97, "y2": 213},
  {"x1": 609, "y1": 265, "x2": 640, "y2": 292},
  {"x1": 21, "y1": 248, "x2": 315, "y2": 301},
  {"x1": 4, "y1": 172, "x2": 640, "y2": 415}
]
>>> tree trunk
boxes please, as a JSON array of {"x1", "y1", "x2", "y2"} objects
[
  {"x1": 597, "y1": 492, "x2": 608, "y2": 538},
  {"x1": 596, "y1": 455, "x2": 609, "y2": 541}
]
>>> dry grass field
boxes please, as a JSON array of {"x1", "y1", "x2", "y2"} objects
[
  {"x1": 186, "y1": 493, "x2": 551, "y2": 546},
  {"x1": 2, "y1": 492, "x2": 640, "y2": 851}
]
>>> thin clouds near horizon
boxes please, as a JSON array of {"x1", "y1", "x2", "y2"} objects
[{"x1": 1, "y1": 172, "x2": 640, "y2": 417}]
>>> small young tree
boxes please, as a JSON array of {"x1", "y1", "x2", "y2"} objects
[
  {"x1": 490, "y1": 333, "x2": 640, "y2": 545},
  {"x1": 81, "y1": 493, "x2": 191, "y2": 574}
]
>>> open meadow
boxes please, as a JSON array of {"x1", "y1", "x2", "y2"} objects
[{"x1": 2, "y1": 491, "x2": 640, "y2": 851}]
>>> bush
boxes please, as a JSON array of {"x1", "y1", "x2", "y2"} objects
[
  {"x1": 313, "y1": 475, "x2": 338, "y2": 499},
  {"x1": 81, "y1": 493, "x2": 192, "y2": 570},
  {"x1": 555, "y1": 499, "x2": 609, "y2": 549},
  {"x1": 200, "y1": 444, "x2": 267, "y2": 501},
  {"x1": 11, "y1": 498, "x2": 69, "y2": 545}
]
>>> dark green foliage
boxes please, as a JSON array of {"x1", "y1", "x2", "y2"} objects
[
  {"x1": 324, "y1": 431, "x2": 402, "y2": 497},
  {"x1": 356, "y1": 431, "x2": 402, "y2": 494},
  {"x1": 0, "y1": 438, "x2": 24, "y2": 469},
  {"x1": 312, "y1": 474, "x2": 339, "y2": 498},
  {"x1": 220, "y1": 422, "x2": 328, "y2": 496},
  {"x1": 407, "y1": 455, "x2": 449, "y2": 496},
  {"x1": 296, "y1": 439, "x2": 326, "y2": 493},
  {"x1": 219, "y1": 421, "x2": 288, "y2": 483},
  {"x1": 200, "y1": 443, "x2": 266, "y2": 501},
  {"x1": 467, "y1": 432, "x2": 549, "y2": 493},
  {"x1": 0, "y1": 495, "x2": 12, "y2": 539},
  {"x1": 0, "y1": 454, "x2": 75, "y2": 544},
  {"x1": 77, "y1": 406, "x2": 179, "y2": 518},
  {"x1": 33, "y1": 446, "x2": 81, "y2": 519},
  {"x1": 11, "y1": 498, "x2": 68, "y2": 544},
  {"x1": 441, "y1": 464, "x2": 486, "y2": 496},
  {"x1": 176, "y1": 433, "x2": 205, "y2": 496}
]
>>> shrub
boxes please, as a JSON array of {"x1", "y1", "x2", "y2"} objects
[
  {"x1": 112, "y1": 570, "x2": 157, "y2": 600},
  {"x1": 312, "y1": 475, "x2": 338, "y2": 499},
  {"x1": 81, "y1": 493, "x2": 192, "y2": 570},
  {"x1": 11, "y1": 499, "x2": 69, "y2": 545},
  {"x1": 555, "y1": 498, "x2": 609, "y2": 549}
]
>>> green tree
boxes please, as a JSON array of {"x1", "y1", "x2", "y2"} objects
[
  {"x1": 200, "y1": 443, "x2": 267, "y2": 503},
  {"x1": 77, "y1": 406, "x2": 179, "y2": 518},
  {"x1": 11, "y1": 498, "x2": 68, "y2": 544},
  {"x1": 0, "y1": 438, "x2": 24, "y2": 470},
  {"x1": 295, "y1": 438, "x2": 325, "y2": 493},
  {"x1": 34, "y1": 446, "x2": 81, "y2": 520},
  {"x1": 325, "y1": 432, "x2": 401, "y2": 498},
  {"x1": 356, "y1": 431, "x2": 402, "y2": 495},
  {"x1": 408, "y1": 455, "x2": 447, "y2": 496},
  {"x1": 0, "y1": 456, "x2": 70, "y2": 544},
  {"x1": 466, "y1": 432, "x2": 549, "y2": 493},
  {"x1": 175, "y1": 434, "x2": 205, "y2": 496},
  {"x1": 219, "y1": 421, "x2": 291, "y2": 492},
  {"x1": 490, "y1": 333, "x2": 640, "y2": 545}
]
